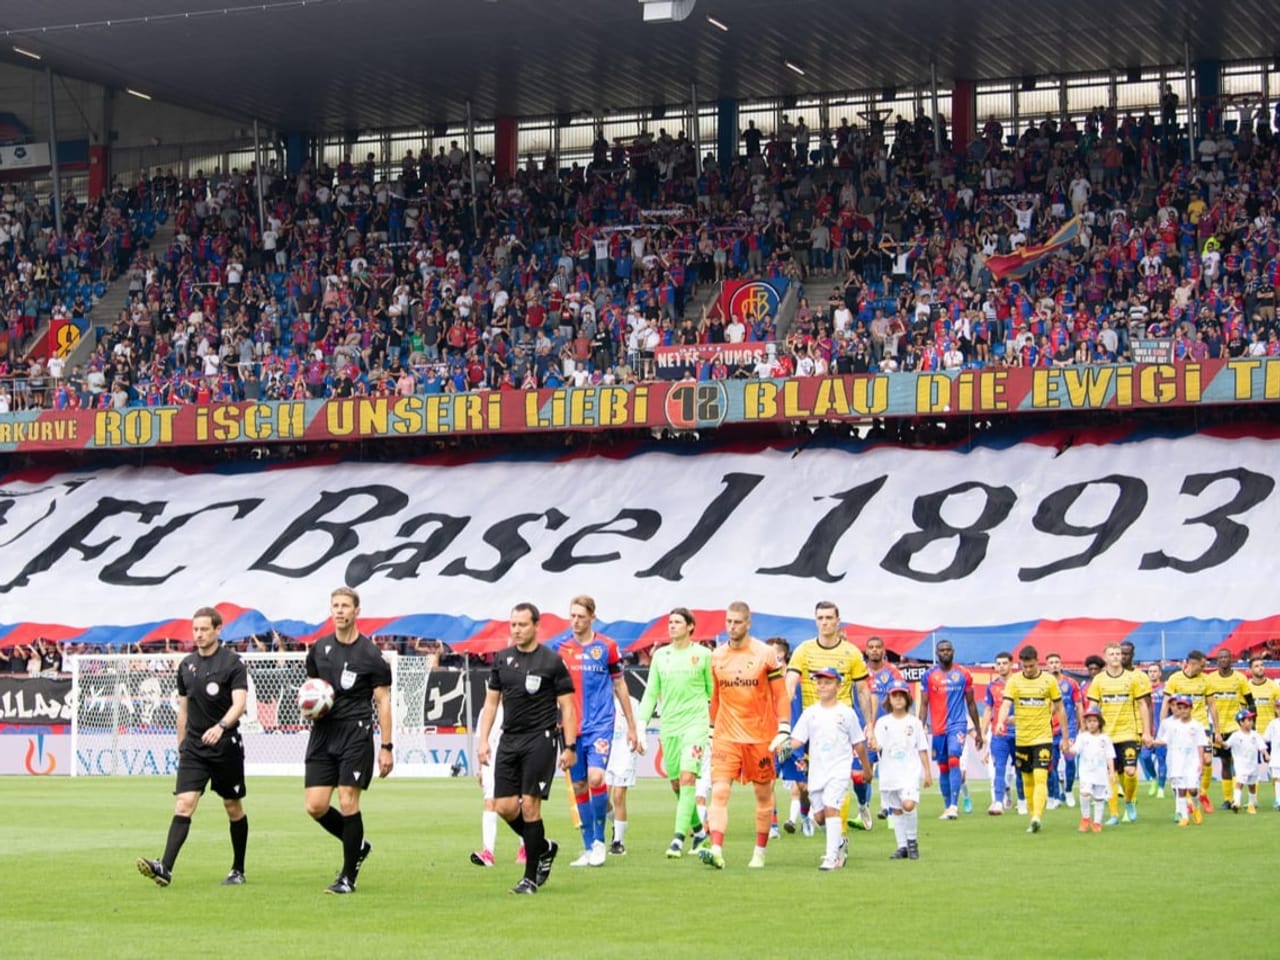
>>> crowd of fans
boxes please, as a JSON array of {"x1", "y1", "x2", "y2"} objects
[{"x1": 1, "y1": 94, "x2": 1280, "y2": 412}]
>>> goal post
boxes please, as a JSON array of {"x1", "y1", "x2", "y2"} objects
[{"x1": 69, "y1": 651, "x2": 453, "y2": 777}]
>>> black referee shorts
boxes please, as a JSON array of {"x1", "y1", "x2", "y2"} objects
[
  {"x1": 305, "y1": 720, "x2": 375, "y2": 790},
  {"x1": 494, "y1": 729, "x2": 559, "y2": 801},
  {"x1": 175, "y1": 736, "x2": 247, "y2": 800}
]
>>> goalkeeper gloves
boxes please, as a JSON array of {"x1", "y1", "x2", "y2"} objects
[{"x1": 768, "y1": 723, "x2": 792, "y2": 754}]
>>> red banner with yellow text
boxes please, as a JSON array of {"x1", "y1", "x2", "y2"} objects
[{"x1": 2, "y1": 359, "x2": 1280, "y2": 452}]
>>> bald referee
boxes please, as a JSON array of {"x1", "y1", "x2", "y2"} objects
[{"x1": 477, "y1": 602, "x2": 578, "y2": 894}]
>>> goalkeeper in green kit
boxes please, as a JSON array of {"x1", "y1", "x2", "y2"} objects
[{"x1": 635, "y1": 607, "x2": 714, "y2": 858}]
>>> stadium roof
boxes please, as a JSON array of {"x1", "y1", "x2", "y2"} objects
[{"x1": 0, "y1": 0, "x2": 1276, "y2": 133}]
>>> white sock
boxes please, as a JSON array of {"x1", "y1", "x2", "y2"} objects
[
  {"x1": 904, "y1": 809, "x2": 918, "y2": 841},
  {"x1": 481, "y1": 809, "x2": 498, "y2": 853},
  {"x1": 892, "y1": 813, "x2": 907, "y2": 846},
  {"x1": 1092, "y1": 799, "x2": 1105, "y2": 823},
  {"x1": 613, "y1": 820, "x2": 627, "y2": 843},
  {"x1": 825, "y1": 816, "x2": 841, "y2": 859},
  {"x1": 1233, "y1": 785, "x2": 1242, "y2": 807},
  {"x1": 788, "y1": 798, "x2": 802, "y2": 822},
  {"x1": 1175, "y1": 795, "x2": 1186, "y2": 818}
]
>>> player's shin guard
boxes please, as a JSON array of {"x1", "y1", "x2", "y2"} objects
[
  {"x1": 521, "y1": 818, "x2": 544, "y2": 885},
  {"x1": 825, "y1": 814, "x2": 842, "y2": 859},
  {"x1": 903, "y1": 808, "x2": 918, "y2": 840},
  {"x1": 590, "y1": 785, "x2": 609, "y2": 844},
  {"x1": 341, "y1": 812, "x2": 363, "y2": 880},
  {"x1": 1031, "y1": 769, "x2": 1048, "y2": 819},
  {"x1": 675, "y1": 784, "x2": 698, "y2": 839},
  {"x1": 229, "y1": 816, "x2": 248, "y2": 873},
  {"x1": 947, "y1": 763, "x2": 963, "y2": 808},
  {"x1": 316, "y1": 806, "x2": 345, "y2": 840},
  {"x1": 1122, "y1": 771, "x2": 1138, "y2": 803},
  {"x1": 162, "y1": 814, "x2": 191, "y2": 870},
  {"x1": 754, "y1": 803, "x2": 773, "y2": 843},
  {"x1": 574, "y1": 792, "x2": 592, "y2": 849},
  {"x1": 853, "y1": 778, "x2": 871, "y2": 807}
]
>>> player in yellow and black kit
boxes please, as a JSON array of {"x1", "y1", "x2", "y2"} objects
[
  {"x1": 786, "y1": 601, "x2": 875, "y2": 830},
  {"x1": 1162, "y1": 650, "x2": 1216, "y2": 812},
  {"x1": 995, "y1": 645, "x2": 1070, "y2": 834},
  {"x1": 1205, "y1": 649, "x2": 1254, "y2": 811},
  {"x1": 1247, "y1": 657, "x2": 1280, "y2": 810},
  {"x1": 1087, "y1": 642, "x2": 1153, "y2": 825}
]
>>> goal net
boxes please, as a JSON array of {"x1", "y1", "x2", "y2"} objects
[{"x1": 69, "y1": 651, "x2": 459, "y2": 777}]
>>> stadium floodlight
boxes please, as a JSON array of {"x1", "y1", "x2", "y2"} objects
[{"x1": 637, "y1": 0, "x2": 697, "y2": 23}]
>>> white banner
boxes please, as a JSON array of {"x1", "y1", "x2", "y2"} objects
[
  {"x1": 1, "y1": 434, "x2": 1278, "y2": 628},
  {"x1": 0, "y1": 142, "x2": 51, "y2": 171}
]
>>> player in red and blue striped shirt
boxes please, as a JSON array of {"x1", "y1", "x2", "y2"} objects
[{"x1": 919, "y1": 640, "x2": 983, "y2": 819}]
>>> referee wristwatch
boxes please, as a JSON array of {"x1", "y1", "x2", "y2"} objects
[
  {"x1": 217, "y1": 720, "x2": 232, "y2": 731},
  {"x1": 562, "y1": 740, "x2": 577, "y2": 752},
  {"x1": 380, "y1": 743, "x2": 394, "y2": 751}
]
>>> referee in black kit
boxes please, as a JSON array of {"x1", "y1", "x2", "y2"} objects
[
  {"x1": 477, "y1": 602, "x2": 578, "y2": 894},
  {"x1": 137, "y1": 607, "x2": 249, "y2": 887},
  {"x1": 303, "y1": 586, "x2": 394, "y2": 895}
]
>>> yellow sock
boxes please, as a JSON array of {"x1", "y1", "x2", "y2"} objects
[
  {"x1": 1222, "y1": 778, "x2": 1234, "y2": 804},
  {"x1": 839, "y1": 791, "x2": 851, "y2": 835},
  {"x1": 1107, "y1": 774, "x2": 1119, "y2": 816},
  {"x1": 1031, "y1": 769, "x2": 1048, "y2": 820},
  {"x1": 1123, "y1": 772, "x2": 1138, "y2": 803},
  {"x1": 1201, "y1": 765, "x2": 1212, "y2": 796}
]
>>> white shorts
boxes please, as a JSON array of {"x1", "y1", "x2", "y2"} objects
[
  {"x1": 1078, "y1": 780, "x2": 1110, "y2": 801},
  {"x1": 605, "y1": 740, "x2": 636, "y2": 788},
  {"x1": 1237, "y1": 769, "x2": 1261, "y2": 787},
  {"x1": 1169, "y1": 775, "x2": 1199, "y2": 792},
  {"x1": 808, "y1": 778, "x2": 850, "y2": 813},
  {"x1": 880, "y1": 786, "x2": 920, "y2": 810},
  {"x1": 1269, "y1": 766, "x2": 1280, "y2": 782}
]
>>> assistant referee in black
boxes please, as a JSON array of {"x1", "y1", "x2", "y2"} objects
[
  {"x1": 303, "y1": 586, "x2": 393, "y2": 895},
  {"x1": 137, "y1": 606, "x2": 249, "y2": 887},
  {"x1": 477, "y1": 602, "x2": 578, "y2": 894}
]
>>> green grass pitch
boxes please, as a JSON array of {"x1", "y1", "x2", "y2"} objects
[{"x1": 2, "y1": 776, "x2": 1276, "y2": 959}]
